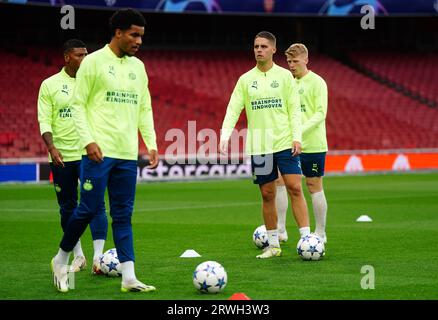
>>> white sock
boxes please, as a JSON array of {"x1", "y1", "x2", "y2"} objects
[
  {"x1": 299, "y1": 227, "x2": 310, "y2": 237},
  {"x1": 54, "y1": 248, "x2": 71, "y2": 266},
  {"x1": 266, "y1": 229, "x2": 280, "y2": 248},
  {"x1": 73, "y1": 240, "x2": 84, "y2": 258},
  {"x1": 311, "y1": 190, "x2": 327, "y2": 237},
  {"x1": 121, "y1": 261, "x2": 136, "y2": 283},
  {"x1": 275, "y1": 185, "x2": 288, "y2": 233},
  {"x1": 93, "y1": 239, "x2": 105, "y2": 261}
]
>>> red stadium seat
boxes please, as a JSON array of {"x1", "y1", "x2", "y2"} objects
[{"x1": 1, "y1": 47, "x2": 438, "y2": 159}]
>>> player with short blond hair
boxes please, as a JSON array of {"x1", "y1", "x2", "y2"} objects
[{"x1": 276, "y1": 43, "x2": 328, "y2": 244}]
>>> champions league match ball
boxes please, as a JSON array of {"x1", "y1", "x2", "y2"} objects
[
  {"x1": 193, "y1": 261, "x2": 227, "y2": 294},
  {"x1": 100, "y1": 248, "x2": 122, "y2": 277},
  {"x1": 253, "y1": 225, "x2": 269, "y2": 249},
  {"x1": 296, "y1": 234, "x2": 325, "y2": 261}
]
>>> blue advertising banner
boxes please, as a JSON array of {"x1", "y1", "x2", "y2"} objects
[
  {"x1": 15, "y1": 0, "x2": 438, "y2": 16},
  {"x1": 0, "y1": 164, "x2": 37, "y2": 182}
]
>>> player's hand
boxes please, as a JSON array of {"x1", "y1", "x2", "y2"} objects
[
  {"x1": 48, "y1": 146, "x2": 64, "y2": 167},
  {"x1": 291, "y1": 141, "x2": 302, "y2": 157},
  {"x1": 147, "y1": 149, "x2": 159, "y2": 169},
  {"x1": 86, "y1": 142, "x2": 103, "y2": 163},
  {"x1": 219, "y1": 140, "x2": 229, "y2": 155}
]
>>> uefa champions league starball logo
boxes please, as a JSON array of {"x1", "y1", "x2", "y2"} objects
[
  {"x1": 319, "y1": 0, "x2": 388, "y2": 16},
  {"x1": 105, "y1": 0, "x2": 117, "y2": 6},
  {"x1": 156, "y1": 0, "x2": 221, "y2": 13}
]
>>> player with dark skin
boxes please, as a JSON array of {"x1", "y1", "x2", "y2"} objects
[
  {"x1": 85, "y1": 24, "x2": 158, "y2": 169},
  {"x1": 51, "y1": 9, "x2": 159, "y2": 293},
  {"x1": 42, "y1": 47, "x2": 88, "y2": 168},
  {"x1": 38, "y1": 40, "x2": 108, "y2": 275}
]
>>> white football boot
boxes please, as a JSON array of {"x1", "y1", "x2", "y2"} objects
[
  {"x1": 256, "y1": 247, "x2": 282, "y2": 259},
  {"x1": 51, "y1": 258, "x2": 69, "y2": 293},
  {"x1": 69, "y1": 256, "x2": 87, "y2": 272},
  {"x1": 121, "y1": 279, "x2": 156, "y2": 293}
]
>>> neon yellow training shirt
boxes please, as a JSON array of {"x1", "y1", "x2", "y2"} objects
[
  {"x1": 37, "y1": 67, "x2": 82, "y2": 162},
  {"x1": 296, "y1": 71, "x2": 328, "y2": 153},
  {"x1": 221, "y1": 63, "x2": 301, "y2": 155},
  {"x1": 71, "y1": 44, "x2": 157, "y2": 160}
]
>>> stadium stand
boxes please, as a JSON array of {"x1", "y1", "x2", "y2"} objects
[
  {"x1": 141, "y1": 49, "x2": 438, "y2": 151},
  {"x1": 348, "y1": 51, "x2": 438, "y2": 107},
  {"x1": 1, "y1": 46, "x2": 438, "y2": 159}
]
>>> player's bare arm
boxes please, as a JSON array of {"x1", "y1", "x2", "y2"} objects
[{"x1": 42, "y1": 132, "x2": 64, "y2": 167}]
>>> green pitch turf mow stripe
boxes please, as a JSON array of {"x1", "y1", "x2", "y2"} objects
[{"x1": 0, "y1": 173, "x2": 437, "y2": 300}]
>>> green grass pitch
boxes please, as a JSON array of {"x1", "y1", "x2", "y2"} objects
[{"x1": 0, "y1": 173, "x2": 437, "y2": 300}]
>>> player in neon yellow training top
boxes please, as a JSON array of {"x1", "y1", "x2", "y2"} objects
[
  {"x1": 38, "y1": 39, "x2": 108, "y2": 275},
  {"x1": 51, "y1": 9, "x2": 158, "y2": 293},
  {"x1": 276, "y1": 43, "x2": 328, "y2": 245},
  {"x1": 220, "y1": 31, "x2": 310, "y2": 259}
]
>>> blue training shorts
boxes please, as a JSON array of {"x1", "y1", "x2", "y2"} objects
[
  {"x1": 251, "y1": 149, "x2": 302, "y2": 185},
  {"x1": 300, "y1": 152, "x2": 326, "y2": 177}
]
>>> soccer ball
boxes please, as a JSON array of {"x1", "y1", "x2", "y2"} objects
[
  {"x1": 253, "y1": 225, "x2": 269, "y2": 249},
  {"x1": 296, "y1": 234, "x2": 325, "y2": 261},
  {"x1": 99, "y1": 248, "x2": 122, "y2": 277},
  {"x1": 193, "y1": 261, "x2": 227, "y2": 294}
]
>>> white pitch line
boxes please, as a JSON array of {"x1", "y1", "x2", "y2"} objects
[
  {"x1": 0, "y1": 201, "x2": 260, "y2": 213},
  {"x1": 0, "y1": 208, "x2": 54, "y2": 212},
  {"x1": 135, "y1": 202, "x2": 259, "y2": 212}
]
